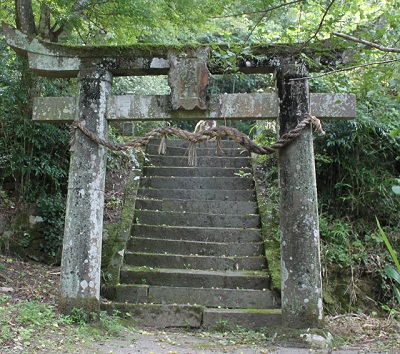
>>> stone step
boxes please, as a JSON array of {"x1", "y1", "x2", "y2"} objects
[
  {"x1": 202, "y1": 308, "x2": 282, "y2": 331},
  {"x1": 137, "y1": 188, "x2": 256, "y2": 202},
  {"x1": 133, "y1": 210, "x2": 261, "y2": 228},
  {"x1": 131, "y1": 225, "x2": 263, "y2": 243},
  {"x1": 147, "y1": 139, "x2": 241, "y2": 149},
  {"x1": 146, "y1": 155, "x2": 251, "y2": 168},
  {"x1": 127, "y1": 237, "x2": 264, "y2": 257},
  {"x1": 102, "y1": 302, "x2": 204, "y2": 328},
  {"x1": 136, "y1": 198, "x2": 258, "y2": 215},
  {"x1": 120, "y1": 267, "x2": 270, "y2": 290},
  {"x1": 112, "y1": 285, "x2": 280, "y2": 309},
  {"x1": 143, "y1": 166, "x2": 251, "y2": 178},
  {"x1": 146, "y1": 144, "x2": 249, "y2": 157},
  {"x1": 111, "y1": 136, "x2": 279, "y2": 330},
  {"x1": 124, "y1": 252, "x2": 267, "y2": 271},
  {"x1": 140, "y1": 176, "x2": 254, "y2": 190},
  {"x1": 101, "y1": 302, "x2": 282, "y2": 330}
]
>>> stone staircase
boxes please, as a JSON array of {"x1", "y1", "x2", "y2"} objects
[{"x1": 106, "y1": 139, "x2": 281, "y2": 330}]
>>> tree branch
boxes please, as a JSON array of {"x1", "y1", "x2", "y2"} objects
[
  {"x1": 303, "y1": 0, "x2": 336, "y2": 45},
  {"x1": 332, "y1": 32, "x2": 400, "y2": 53},
  {"x1": 240, "y1": 0, "x2": 304, "y2": 47},
  {"x1": 213, "y1": 0, "x2": 304, "y2": 19},
  {"x1": 289, "y1": 59, "x2": 399, "y2": 81}
]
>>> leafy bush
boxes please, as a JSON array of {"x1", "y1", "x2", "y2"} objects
[
  {"x1": 0, "y1": 48, "x2": 70, "y2": 201},
  {"x1": 315, "y1": 116, "x2": 400, "y2": 226},
  {"x1": 35, "y1": 193, "x2": 66, "y2": 257}
]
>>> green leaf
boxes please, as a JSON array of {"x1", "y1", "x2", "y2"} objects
[
  {"x1": 376, "y1": 218, "x2": 400, "y2": 271},
  {"x1": 392, "y1": 185, "x2": 400, "y2": 195},
  {"x1": 384, "y1": 266, "x2": 400, "y2": 284},
  {"x1": 390, "y1": 128, "x2": 400, "y2": 137},
  {"x1": 394, "y1": 286, "x2": 400, "y2": 304}
]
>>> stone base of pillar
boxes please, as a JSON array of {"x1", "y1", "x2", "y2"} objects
[{"x1": 59, "y1": 296, "x2": 100, "y2": 321}]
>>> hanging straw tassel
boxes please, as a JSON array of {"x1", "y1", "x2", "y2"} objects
[
  {"x1": 215, "y1": 136, "x2": 223, "y2": 156},
  {"x1": 188, "y1": 141, "x2": 198, "y2": 166},
  {"x1": 158, "y1": 134, "x2": 167, "y2": 155}
]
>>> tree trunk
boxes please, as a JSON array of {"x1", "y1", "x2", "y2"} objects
[
  {"x1": 15, "y1": 0, "x2": 36, "y2": 35},
  {"x1": 15, "y1": 0, "x2": 64, "y2": 42},
  {"x1": 38, "y1": 2, "x2": 64, "y2": 42}
]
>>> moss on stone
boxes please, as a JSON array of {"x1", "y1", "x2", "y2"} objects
[
  {"x1": 264, "y1": 241, "x2": 281, "y2": 291},
  {"x1": 102, "y1": 164, "x2": 143, "y2": 292},
  {"x1": 252, "y1": 154, "x2": 281, "y2": 292},
  {"x1": 59, "y1": 296, "x2": 100, "y2": 321}
]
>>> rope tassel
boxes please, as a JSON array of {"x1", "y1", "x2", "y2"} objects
[
  {"x1": 158, "y1": 134, "x2": 167, "y2": 155},
  {"x1": 188, "y1": 141, "x2": 198, "y2": 167}
]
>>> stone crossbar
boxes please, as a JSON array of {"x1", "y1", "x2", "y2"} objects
[{"x1": 33, "y1": 92, "x2": 355, "y2": 122}]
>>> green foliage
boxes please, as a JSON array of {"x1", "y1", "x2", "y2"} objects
[
  {"x1": 214, "y1": 319, "x2": 229, "y2": 333},
  {"x1": 0, "y1": 39, "x2": 70, "y2": 257},
  {"x1": 91, "y1": 310, "x2": 130, "y2": 337},
  {"x1": 0, "y1": 51, "x2": 70, "y2": 201},
  {"x1": 0, "y1": 296, "x2": 57, "y2": 347},
  {"x1": 0, "y1": 295, "x2": 130, "y2": 350},
  {"x1": 208, "y1": 73, "x2": 273, "y2": 95},
  {"x1": 315, "y1": 104, "x2": 400, "y2": 226},
  {"x1": 63, "y1": 307, "x2": 90, "y2": 325},
  {"x1": 35, "y1": 193, "x2": 66, "y2": 257},
  {"x1": 376, "y1": 218, "x2": 400, "y2": 306},
  {"x1": 107, "y1": 126, "x2": 142, "y2": 171}
]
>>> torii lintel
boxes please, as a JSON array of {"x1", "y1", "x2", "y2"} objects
[{"x1": 3, "y1": 22, "x2": 349, "y2": 78}]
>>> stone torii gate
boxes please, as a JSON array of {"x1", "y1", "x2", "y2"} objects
[{"x1": 3, "y1": 23, "x2": 355, "y2": 329}]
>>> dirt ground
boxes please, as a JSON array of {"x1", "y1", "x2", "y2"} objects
[
  {"x1": 89, "y1": 327, "x2": 399, "y2": 354},
  {"x1": 1, "y1": 255, "x2": 399, "y2": 354}
]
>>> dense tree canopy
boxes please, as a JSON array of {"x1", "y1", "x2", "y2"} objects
[{"x1": 2, "y1": 0, "x2": 399, "y2": 46}]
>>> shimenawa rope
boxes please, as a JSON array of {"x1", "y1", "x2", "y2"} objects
[{"x1": 70, "y1": 114, "x2": 325, "y2": 166}]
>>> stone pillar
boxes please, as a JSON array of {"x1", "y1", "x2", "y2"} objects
[
  {"x1": 275, "y1": 61, "x2": 323, "y2": 328},
  {"x1": 60, "y1": 68, "x2": 112, "y2": 317}
]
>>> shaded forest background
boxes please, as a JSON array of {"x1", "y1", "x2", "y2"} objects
[{"x1": 0, "y1": 0, "x2": 399, "y2": 314}]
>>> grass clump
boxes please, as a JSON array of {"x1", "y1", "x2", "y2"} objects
[{"x1": 0, "y1": 294, "x2": 133, "y2": 353}]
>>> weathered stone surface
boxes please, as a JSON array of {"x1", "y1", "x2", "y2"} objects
[
  {"x1": 139, "y1": 176, "x2": 254, "y2": 191},
  {"x1": 112, "y1": 284, "x2": 149, "y2": 303},
  {"x1": 102, "y1": 168, "x2": 142, "y2": 288},
  {"x1": 124, "y1": 252, "x2": 266, "y2": 271},
  {"x1": 202, "y1": 308, "x2": 282, "y2": 330},
  {"x1": 311, "y1": 93, "x2": 355, "y2": 120},
  {"x1": 137, "y1": 187, "x2": 256, "y2": 202},
  {"x1": 59, "y1": 69, "x2": 112, "y2": 316},
  {"x1": 133, "y1": 210, "x2": 260, "y2": 228},
  {"x1": 136, "y1": 198, "x2": 258, "y2": 214},
  {"x1": 146, "y1": 155, "x2": 251, "y2": 168},
  {"x1": 114, "y1": 285, "x2": 279, "y2": 309},
  {"x1": 2, "y1": 24, "x2": 171, "y2": 78},
  {"x1": 3, "y1": 23, "x2": 351, "y2": 79},
  {"x1": 132, "y1": 225, "x2": 262, "y2": 243},
  {"x1": 33, "y1": 97, "x2": 76, "y2": 122},
  {"x1": 128, "y1": 237, "x2": 264, "y2": 257},
  {"x1": 276, "y1": 61, "x2": 323, "y2": 329},
  {"x1": 32, "y1": 92, "x2": 355, "y2": 122},
  {"x1": 142, "y1": 166, "x2": 252, "y2": 177},
  {"x1": 120, "y1": 267, "x2": 270, "y2": 290},
  {"x1": 145, "y1": 145, "x2": 247, "y2": 158},
  {"x1": 102, "y1": 303, "x2": 204, "y2": 328},
  {"x1": 168, "y1": 47, "x2": 210, "y2": 110}
]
